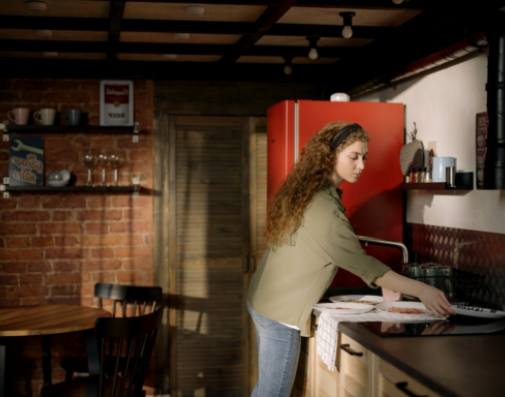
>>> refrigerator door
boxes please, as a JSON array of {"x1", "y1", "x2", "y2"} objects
[{"x1": 267, "y1": 100, "x2": 405, "y2": 287}]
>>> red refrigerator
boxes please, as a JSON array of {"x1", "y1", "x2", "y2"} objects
[{"x1": 267, "y1": 99, "x2": 405, "y2": 288}]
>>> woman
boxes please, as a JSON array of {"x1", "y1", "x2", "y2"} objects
[{"x1": 247, "y1": 122, "x2": 453, "y2": 397}]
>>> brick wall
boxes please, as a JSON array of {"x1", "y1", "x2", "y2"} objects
[{"x1": 0, "y1": 78, "x2": 155, "y2": 395}]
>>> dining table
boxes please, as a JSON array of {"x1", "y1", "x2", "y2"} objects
[{"x1": 0, "y1": 304, "x2": 111, "y2": 397}]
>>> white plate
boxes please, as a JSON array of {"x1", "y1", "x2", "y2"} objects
[
  {"x1": 452, "y1": 305, "x2": 505, "y2": 319},
  {"x1": 313, "y1": 302, "x2": 375, "y2": 315},
  {"x1": 329, "y1": 294, "x2": 383, "y2": 305},
  {"x1": 376, "y1": 301, "x2": 446, "y2": 321}
]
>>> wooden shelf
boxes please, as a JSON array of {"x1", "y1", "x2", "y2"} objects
[
  {"x1": 403, "y1": 182, "x2": 473, "y2": 191},
  {"x1": 1, "y1": 123, "x2": 140, "y2": 135},
  {"x1": 2, "y1": 185, "x2": 152, "y2": 195}
]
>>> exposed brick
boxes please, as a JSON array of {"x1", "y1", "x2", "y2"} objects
[
  {"x1": 78, "y1": 209, "x2": 123, "y2": 221},
  {"x1": 0, "y1": 262, "x2": 27, "y2": 273},
  {"x1": 28, "y1": 262, "x2": 52, "y2": 272},
  {"x1": 113, "y1": 246, "x2": 151, "y2": 257},
  {"x1": 52, "y1": 211, "x2": 77, "y2": 221},
  {"x1": 0, "y1": 249, "x2": 44, "y2": 260},
  {"x1": 41, "y1": 196, "x2": 86, "y2": 209},
  {"x1": 16, "y1": 196, "x2": 41, "y2": 208},
  {"x1": 8, "y1": 285, "x2": 49, "y2": 298},
  {"x1": 82, "y1": 258, "x2": 122, "y2": 271},
  {"x1": 30, "y1": 236, "x2": 55, "y2": 247},
  {"x1": 45, "y1": 247, "x2": 84, "y2": 259},
  {"x1": 1, "y1": 210, "x2": 51, "y2": 222},
  {"x1": 0, "y1": 274, "x2": 19, "y2": 285},
  {"x1": 89, "y1": 247, "x2": 115, "y2": 258},
  {"x1": 117, "y1": 271, "x2": 153, "y2": 284},
  {"x1": 0, "y1": 223, "x2": 37, "y2": 235},
  {"x1": 5, "y1": 236, "x2": 31, "y2": 248},
  {"x1": 82, "y1": 234, "x2": 133, "y2": 246},
  {"x1": 53, "y1": 235, "x2": 80, "y2": 246},
  {"x1": 91, "y1": 271, "x2": 117, "y2": 283},
  {"x1": 52, "y1": 261, "x2": 81, "y2": 272},
  {"x1": 83, "y1": 222, "x2": 108, "y2": 234},
  {"x1": 20, "y1": 274, "x2": 43, "y2": 285},
  {"x1": 45, "y1": 272, "x2": 82, "y2": 284},
  {"x1": 39, "y1": 222, "x2": 82, "y2": 234},
  {"x1": 51, "y1": 284, "x2": 79, "y2": 296}
]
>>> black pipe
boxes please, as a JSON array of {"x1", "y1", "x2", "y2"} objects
[{"x1": 486, "y1": 16, "x2": 505, "y2": 189}]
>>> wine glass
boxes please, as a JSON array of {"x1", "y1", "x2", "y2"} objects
[
  {"x1": 96, "y1": 152, "x2": 108, "y2": 186},
  {"x1": 109, "y1": 152, "x2": 125, "y2": 185},
  {"x1": 83, "y1": 151, "x2": 96, "y2": 185}
]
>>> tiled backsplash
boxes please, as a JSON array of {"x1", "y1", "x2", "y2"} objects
[{"x1": 407, "y1": 223, "x2": 505, "y2": 308}]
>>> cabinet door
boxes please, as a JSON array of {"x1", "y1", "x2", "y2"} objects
[
  {"x1": 339, "y1": 334, "x2": 371, "y2": 397},
  {"x1": 314, "y1": 352, "x2": 340, "y2": 397},
  {"x1": 377, "y1": 360, "x2": 441, "y2": 397}
]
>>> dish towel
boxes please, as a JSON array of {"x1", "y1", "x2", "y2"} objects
[{"x1": 313, "y1": 306, "x2": 442, "y2": 372}]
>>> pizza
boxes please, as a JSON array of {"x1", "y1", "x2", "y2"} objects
[{"x1": 386, "y1": 307, "x2": 426, "y2": 315}]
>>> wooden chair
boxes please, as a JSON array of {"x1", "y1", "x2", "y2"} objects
[
  {"x1": 41, "y1": 308, "x2": 163, "y2": 397},
  {"x1": 61, "y1": 283, "x2": 163, "y2": 381},
  {"x1": 94, "y1": 283, "x2": 163, "y2": 317}
]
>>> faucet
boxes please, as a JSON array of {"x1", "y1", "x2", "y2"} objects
[{"x1": 357, "y1": 235, "x2": 409, "y2": 264}]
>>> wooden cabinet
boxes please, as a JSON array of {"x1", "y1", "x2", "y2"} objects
[
  {"x1": 339, "y1": 333, "x2": 375, "y2": 397},
  {"x1": 376, "y1": 360, "x2": 441, "y2": 397}
]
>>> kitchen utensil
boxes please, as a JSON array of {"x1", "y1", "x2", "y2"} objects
[
  {"x1": 399, "y1": 122, "x2": 424, "y2": 176},
  {"x1": 47, "y1": 169, "x2": 71, "y2": 187}
]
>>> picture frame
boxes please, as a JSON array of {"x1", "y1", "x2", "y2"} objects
[{"x1": 99, "y1": 80, "x2": 134, "y2": 126}]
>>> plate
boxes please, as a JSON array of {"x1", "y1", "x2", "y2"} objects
[
  {"x1": 329, "y1": 294, "x2": 383, "y2": 305},
  {"x1": 313, "y1": 302, "x2": 375, "y2": 315},
  {"x1": 376, "y1": 301, "x2": 446, "y2": 321},
  {"x1": 452, "y1": 305, "x2": 505, "y2": 319}
]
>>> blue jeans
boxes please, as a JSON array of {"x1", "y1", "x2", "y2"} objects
[{"x1": 248, "y1": 304, "x2": 301, "y2": 397}]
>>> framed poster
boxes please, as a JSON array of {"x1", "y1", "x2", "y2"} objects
[
  {"x1": 476, "y1": 112, "x2": 488, "y2": 189},
  {"x1": 9, "y1": 135, "x2": 44, "y2": 186},
  {"x1": 99, "y1": 80, "x2": 134, "y2": 126}
]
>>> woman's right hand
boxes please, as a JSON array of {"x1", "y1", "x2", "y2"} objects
[{"x1": 417, "y1": 284, "x2": 454, "y2": 316}]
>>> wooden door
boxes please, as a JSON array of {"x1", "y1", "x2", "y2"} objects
[{"x1": 164, "y1": 115, "x2": 265, "y2": 396}]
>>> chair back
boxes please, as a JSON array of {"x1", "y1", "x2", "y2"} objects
[
  {"x1": 94, "y1": 283, "x2": 163, "y2": 317},
  {"x1": 96, "y1": 308, "x2": 163, "y2": 397}
]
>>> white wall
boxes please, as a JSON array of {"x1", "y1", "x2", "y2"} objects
[{"x1": 358, "y1": 54, "x2": 505, "y2": 234}]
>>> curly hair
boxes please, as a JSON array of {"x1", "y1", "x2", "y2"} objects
[{"x1": 265, "y1": 122, "x2": 368, "y2": 246}]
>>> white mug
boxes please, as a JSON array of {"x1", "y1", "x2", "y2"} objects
[
  {"x1": 34, "y1": 108, "x2": 56, "y2": 125},
  {"x1": 7, "y1": 107, "x2": 30, "y2": 125},
  {"x1": 432, "y1": 157, "x2": 456, "y2": 182}
]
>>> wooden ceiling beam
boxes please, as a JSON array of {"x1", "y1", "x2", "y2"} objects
[
  {"x1": 219, "y1": 0, "x2": 297, "y2": 63},
  {"x1": 0, "y1": 16, "x2": 391, "y2": 38},
  {"x1": 0, "y1": 39, "x2": 357, "y2": 57}
]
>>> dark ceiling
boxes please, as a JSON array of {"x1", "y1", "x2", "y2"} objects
[{"x1": 0, "y1": 0, "x2": 504, "y2": 93}]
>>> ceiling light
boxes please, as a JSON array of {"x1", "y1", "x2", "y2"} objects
[
  {"x1": 283, "y1": 57, "x2": 293, "y2": 76},
  {"x1": 43, "y1": 51, "x2": 58, "y2": 57},
  {"x1": 339, "y1": 12, "x2": 356, "y2": 40},
  {"x1": 162, "y1": 53, "x2": 179, "y2": 60},
  {"x1": 392, "y1": 0, "x2": 405, "y2": 4},
  {"x1": 24, "y1": 0, "x2": 48, "y2": 11},
  {"x1": 307, "y1": 37, "x2": 319, "y2": 61},
  {"x1": 185, "y1": 5, "x2": 206, "y2": 16}
]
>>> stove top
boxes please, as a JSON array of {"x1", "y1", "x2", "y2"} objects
[{"x1": 362, "y1": 316, "x2": 505, "y2": 337}]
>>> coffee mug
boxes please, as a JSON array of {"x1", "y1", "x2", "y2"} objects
[
  {"x1": 432, "y1": 156, "x2": 456, "y2": 182},
  {"x1": 64, "y1": 108, "x2": 81, "y2": 126},
  {"x1": 34, "y1": 108, "x2": 56, "y2": 125},
  {"x1": 7, "y1": 107, "x2": 30, "y2": 125}
]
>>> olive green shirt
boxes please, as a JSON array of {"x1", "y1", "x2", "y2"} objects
[{"x1": 248, "y1": 187, "x2": 390, "y2": 336}]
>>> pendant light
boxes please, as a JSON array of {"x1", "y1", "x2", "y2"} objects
[
  {"x1": 283, "y1": 57, "x2": 293, "y2": 75},
  {"x1": 339, "y1": 12, "x2": 356, "y2": 39},
  {"x1": 307, "y1": 37, "x2": 319, "y2": 60}
]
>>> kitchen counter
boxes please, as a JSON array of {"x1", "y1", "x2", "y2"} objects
[{"x1": 339, "y1": 322, "x2": 505, "y2": 397}]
